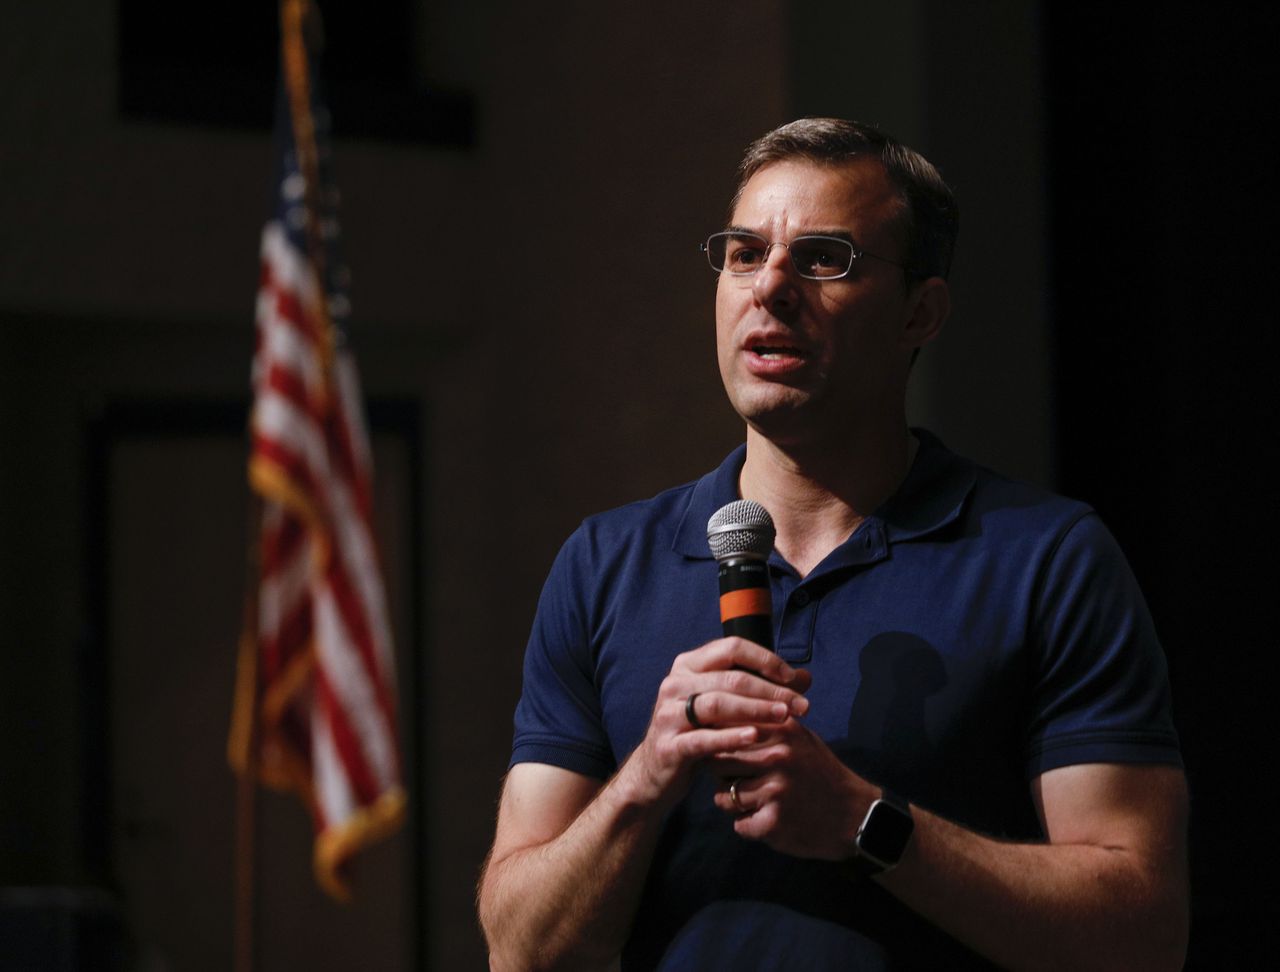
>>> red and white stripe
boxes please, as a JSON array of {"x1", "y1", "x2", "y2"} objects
[{"x1": 248, "y1": 220, "x2": 403, "y2": 899}]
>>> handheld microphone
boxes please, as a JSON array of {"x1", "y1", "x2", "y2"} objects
[{"x1": 707, "y1": 499, "x2": 776, "y2": 650}]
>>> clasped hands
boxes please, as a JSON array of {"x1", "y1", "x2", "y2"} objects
[{"x1": 627, "y1": 636, "x2": 869, "y2": 861}]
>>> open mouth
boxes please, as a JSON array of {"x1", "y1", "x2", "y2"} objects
[{"x1": 750, "y1": 343, "x2": 803, "y2": 359}]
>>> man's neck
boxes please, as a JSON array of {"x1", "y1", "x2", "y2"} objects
[{"x1": 739, "y1": 423, "x2": 919, "y2": 578}]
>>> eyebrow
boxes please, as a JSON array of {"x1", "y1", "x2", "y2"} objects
[{"x1": 723, "y1": 225, "x2": 861, "y2": 246}]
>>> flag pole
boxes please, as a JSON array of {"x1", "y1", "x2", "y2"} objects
[
  {"x1": 230, "y1": 10, "x2": 318, "y2": 965},
  {"x1": 232, "y1": 489, "x2": 265, "y2": 972},
  {"x1": 280, "y1": 0, "x2": 334, "y2": 344}
]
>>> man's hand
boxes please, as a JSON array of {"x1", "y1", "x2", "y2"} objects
[
  {"x1": 479, "y1": 637, "x2": 810, "y2": 971},
  {"x1": 620, "y1": 637, "x2": 812, "y2": 812},
  {"x1": 709, "y1": 717, "x2": 874, "y2": 860}
]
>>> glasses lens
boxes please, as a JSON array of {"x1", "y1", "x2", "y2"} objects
[
  {"x1": 708, "y1": 232, "x2": 767, "y2": 275},
  {"x1": 790, "y1": 237, "x2": 854, "y2": 278}
]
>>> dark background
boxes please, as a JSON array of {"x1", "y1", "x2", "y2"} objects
[
  {"x1": 1, "y1": 1, "x2": 1275, "y2": 967},
  {"x1": 1047, "y1": 5, "x2": 1278, "y2": 963}
]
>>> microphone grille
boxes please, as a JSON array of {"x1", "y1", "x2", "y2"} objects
[{"x1": 707, "y1": 499, "x2": 776, "y2": 562}]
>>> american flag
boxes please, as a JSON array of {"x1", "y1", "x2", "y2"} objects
[{"x1": 229, "y1": 0, "x2": 404, "y2": 901}]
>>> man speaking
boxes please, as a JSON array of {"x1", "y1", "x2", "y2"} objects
[{"x1": 477, "y1": 118, "x2": 1188, "y2": 970}]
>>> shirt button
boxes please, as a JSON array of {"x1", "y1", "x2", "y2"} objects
[{"x1": 793, "y1": 589, "x2": 811, "y2": 607}]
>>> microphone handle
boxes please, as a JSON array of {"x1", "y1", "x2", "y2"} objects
[{"x1": 718, "y1": 557, "x2": 774, "y2": 650}]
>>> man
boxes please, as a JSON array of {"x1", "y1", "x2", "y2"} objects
[{"x1": 477, "y1": 119, "x2": 1188, "y2": 970}]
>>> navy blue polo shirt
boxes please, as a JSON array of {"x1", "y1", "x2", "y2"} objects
[{"x1": 511, "y1": 430, "x2": 1180, "y2": 969}]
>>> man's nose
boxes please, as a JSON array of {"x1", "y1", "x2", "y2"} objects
[{"x1": 751, "y1": 244, "x2": 800, "y2": 312}]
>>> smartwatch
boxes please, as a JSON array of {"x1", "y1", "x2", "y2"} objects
[{"x1": 850, "y1": 790, "x2": 914, "y2": 876}]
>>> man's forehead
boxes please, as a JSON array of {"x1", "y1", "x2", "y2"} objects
[{"x1": 729, "y1": 157, "x2": 906, "y2": 233}]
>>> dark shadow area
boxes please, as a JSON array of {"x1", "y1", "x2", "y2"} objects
[
  {"x1": 1045, "y1": 5, "x2": 1279, "y2": 964},
  {"x1": 846, "y1": 631, "x2": 948, "y2": 762},
  {"x1": 117, "y1": 0, "x2": 475, "y2": 145}
]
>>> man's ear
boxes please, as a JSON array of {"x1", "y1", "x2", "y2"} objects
[{"x1": 903, "y1": 277, "x2": 951, "y2": 350}]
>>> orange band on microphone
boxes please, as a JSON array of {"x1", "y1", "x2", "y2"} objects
[{"x1": 720, "y1": 587, "x2": 771, "y2": 622}]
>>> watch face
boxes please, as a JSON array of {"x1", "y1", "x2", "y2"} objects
[{"x1": 858, "y1": 799, "x2": 914, "y2": 865}]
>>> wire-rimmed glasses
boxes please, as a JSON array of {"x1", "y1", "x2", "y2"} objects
[{"x1": 701, "y1": 231, "x2": 908, "y2": 280}]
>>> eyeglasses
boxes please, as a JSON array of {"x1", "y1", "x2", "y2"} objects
[{"x1": 700, "y1": 231, "x2": 908, "y2": 280}]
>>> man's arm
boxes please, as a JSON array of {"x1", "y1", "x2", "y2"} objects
[
  {"x1": 477, "y1": 638, "x2": 810, "y2": 972},
  {"x1": 478, "y1": 763, "x2": 641, "y2": 972},
  {"x1": 713, "y1": 726, "x2": 1188, "y2": 972},
  {"x1": 889, "y1": 761, "x2": 1189, "y2": 972}
]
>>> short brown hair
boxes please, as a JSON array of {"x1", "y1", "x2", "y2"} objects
[{"x1": 732, "y1": 118, "x2": 959, "y2": 281}]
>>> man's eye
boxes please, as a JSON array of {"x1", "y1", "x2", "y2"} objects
[
  {"x1": 794, "y1": 241, "x2": 849, "y2": 276},
  {"x1": 799, "y1": 250, "x2": 835, "y2": 268},
  {"x1": 727, "y1": 246, "x2": 764, "y2": 267}
]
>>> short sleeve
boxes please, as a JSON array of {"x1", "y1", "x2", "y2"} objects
[
  {"x1": 510, "y1": 526, "x2": 616, "y2": 779},
  {"x1": 1024, "y1": 512, "x2": 1182, "y2": 777}
]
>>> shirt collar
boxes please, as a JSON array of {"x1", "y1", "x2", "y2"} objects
[
  {"x1": 878, "y1": 428, "x2": 977, "y2": 544},
  {"x1": 671, "y1": 443, "x2": 748, "y2": 559},
  {"x1": 670, "y1": 430, "x2": 976, "y2": 561}
]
